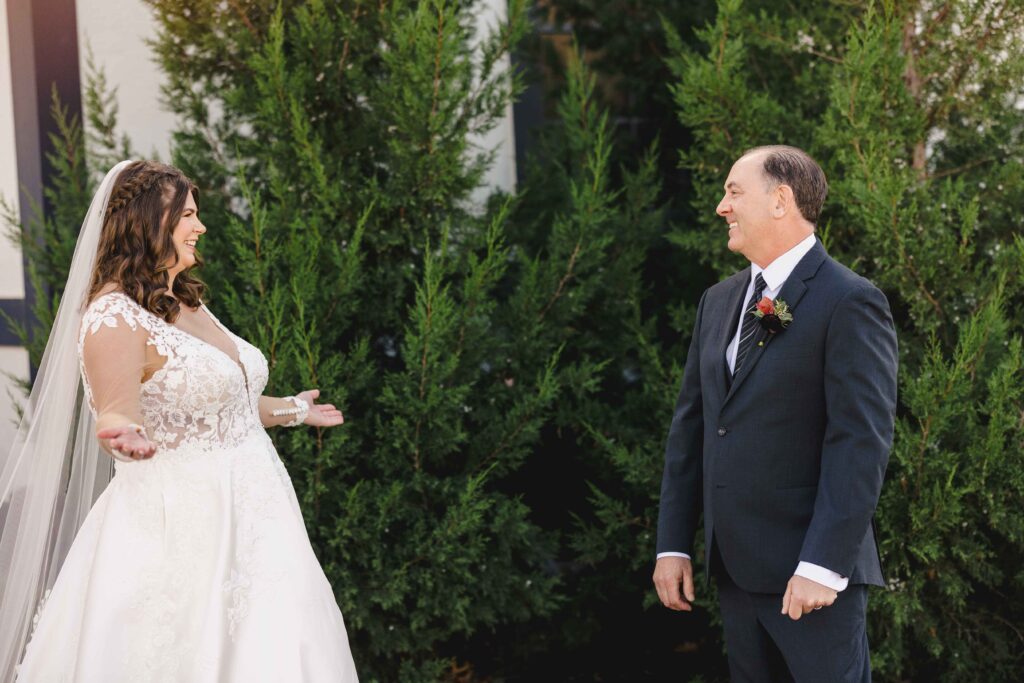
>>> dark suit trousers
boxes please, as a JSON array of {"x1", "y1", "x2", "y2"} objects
[{"x1": 713, "y1": 545, "x2": 871, "y2": 683}]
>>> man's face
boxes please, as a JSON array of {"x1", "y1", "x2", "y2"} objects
[{"x1": 715, "y1": 153, "x2": 775, "y2": 260}]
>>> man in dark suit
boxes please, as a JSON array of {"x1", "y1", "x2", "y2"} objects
[{"x1": 653, "y1": 146, "x2": 897, "y2": 682}]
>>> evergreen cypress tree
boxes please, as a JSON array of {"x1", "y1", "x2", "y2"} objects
[{"x1": 506, "y1": 43, "x2": 722, "y2": 678}]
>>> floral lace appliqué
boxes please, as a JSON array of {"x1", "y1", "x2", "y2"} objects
[{"x1": 78, "y1": 293, "x2": 270, "y2": 457}]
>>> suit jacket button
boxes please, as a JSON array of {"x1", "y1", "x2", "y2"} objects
[{"x1": 717, "y1": 427, "x2": 727, "y2": 437}]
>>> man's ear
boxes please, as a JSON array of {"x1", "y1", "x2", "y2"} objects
[{"x1": 773, "y1": 184, "x2": 794, "y2": 218}]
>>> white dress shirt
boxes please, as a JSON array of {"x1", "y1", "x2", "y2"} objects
[{"x1": 658, "y1": 234, "x2": 849, "y2": 592}]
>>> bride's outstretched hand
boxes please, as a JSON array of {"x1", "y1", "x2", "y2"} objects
[
  {"x1": 296, "y1": 389, "x2": 345, "y2": 428},
  {"x1": 97, "y1": 425, "x2": 157, "y2": 460}
]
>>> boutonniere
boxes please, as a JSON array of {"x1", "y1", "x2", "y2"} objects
[{"x1": 752, "y1": 296, "x2": 793, "y2": 334}]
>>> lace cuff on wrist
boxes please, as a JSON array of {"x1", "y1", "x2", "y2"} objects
[{"x1": 272, "y1": 396, "x2": 309, "y2": 427}]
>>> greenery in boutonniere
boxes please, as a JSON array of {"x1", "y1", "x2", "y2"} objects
[{"x1": 752, "y1": 296, "x2": 793, "y2": 334}]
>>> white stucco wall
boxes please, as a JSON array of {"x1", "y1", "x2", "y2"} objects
[
  {"x1": 0, "y1": 0, "x2": 30, "y2": 447},
  {"x1": 0, "y1": 0, "x2": 23, "y2": 298},
  {"x1": 469, "y1": 0, "x2": 517, "y2": 205},
  {"x1": 75, "y1": 0, "x2": 177, "y2": 162}
]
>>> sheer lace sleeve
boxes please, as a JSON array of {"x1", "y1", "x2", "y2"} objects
[{"x1": 78, "y1": 295, "x2": 156, "y2": 453}]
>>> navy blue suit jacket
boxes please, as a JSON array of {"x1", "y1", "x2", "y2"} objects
[{"x1": 656, "y1": 240, "x2": 898, "y2": 593}]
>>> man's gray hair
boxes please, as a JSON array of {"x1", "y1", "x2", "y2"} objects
[{"x1": 742, "y1": 145, "x2": 828, "y2": 224}]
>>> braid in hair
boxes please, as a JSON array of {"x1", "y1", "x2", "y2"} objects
[{"x1": 104, "y1": 168, "x2": 174, "y2": 222}]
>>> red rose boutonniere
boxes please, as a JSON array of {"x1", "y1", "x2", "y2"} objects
[{"x1": 752, "y1": 296, "x2": 793, "y2": 334}]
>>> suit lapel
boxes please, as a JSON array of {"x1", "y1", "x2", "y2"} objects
[
  {"x1": 721, "y1": 241, "x2": 827, "y2": 408},
  {"x1": 715, "y1": 269, "x2": 750, "y2": 400}
]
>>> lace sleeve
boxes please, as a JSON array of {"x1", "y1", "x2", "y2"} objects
[{"x1": 79, "y1": 296, "x2": 151, "y2": 450}]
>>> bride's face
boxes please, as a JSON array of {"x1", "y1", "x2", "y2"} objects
[{"x1": 167, "y1": 192, "x2": 205, "y2": 275}]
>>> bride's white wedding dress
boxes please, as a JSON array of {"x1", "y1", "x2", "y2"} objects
[{"x1": 15, "y1": 292, "x2": 358, "y2": 682}]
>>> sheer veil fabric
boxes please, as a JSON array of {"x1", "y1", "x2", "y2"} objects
[{"x1": 0, "y1": 160, "x2": 133, "y2": 679}]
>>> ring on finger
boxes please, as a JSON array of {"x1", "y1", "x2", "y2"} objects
[{"x1": 813, "y1": 605, "x2": 822, "y2": 610}]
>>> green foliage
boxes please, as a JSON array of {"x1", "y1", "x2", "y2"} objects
[{"x1": 507, "y1": 43, "x2": 725, "y2": 677}]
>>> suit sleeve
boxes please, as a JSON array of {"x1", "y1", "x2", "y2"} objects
[
  {"x1": 799, "y1": 283, "x2": 897, "y2": 575},
  {"x1": 656, "y1": 290, "x2": 707, "y2": 556}
]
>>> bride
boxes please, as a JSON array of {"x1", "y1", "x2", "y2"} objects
[{"x1": 0, "y1": 160, "x2": 359, "y2": 681}]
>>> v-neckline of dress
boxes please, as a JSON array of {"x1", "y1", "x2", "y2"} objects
[
  {"x1": 169, "y1": 305, "x2": 256, "y2": 418},
  {"x1": 101, "y1": 291, "x2": 252, "y2": 399},
  {"x1": 171, "y1": 305, "x2": 252, "y2": 394}
]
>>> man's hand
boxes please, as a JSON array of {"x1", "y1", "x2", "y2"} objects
[
  {"x1": 781, "y1": 574, "x2": 837, "y2": 620},
  {"x1": 653, "y1": 556, "x2": 696, "y2": 611}
]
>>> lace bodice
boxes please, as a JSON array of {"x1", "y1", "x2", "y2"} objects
[{"x1": 78, "y1": 292, "x2": 270, "y2": 454}]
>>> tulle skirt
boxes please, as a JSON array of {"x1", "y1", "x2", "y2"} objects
[{"x1": 16, "y1": 430, "x2": 358, "y2": 682}]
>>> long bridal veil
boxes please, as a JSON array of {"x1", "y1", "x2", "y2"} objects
[{"x1": 0, "y1": 160, "x2": 133, "y2": 678}]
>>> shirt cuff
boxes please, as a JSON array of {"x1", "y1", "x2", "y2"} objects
[
  {"x1": 794, "y1": 561, "x2": 849, "y2": 591},
  {"x1": 656, "y1": 552, "x2": 691, "y2": 560}
]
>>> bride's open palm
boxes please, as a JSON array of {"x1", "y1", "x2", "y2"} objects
[
  {"x1": 296, "y1": 388, "x2": 345, "y2": 427},
  {"x1": 96, "y1": 425, "x2": 157, "y2": 460}
]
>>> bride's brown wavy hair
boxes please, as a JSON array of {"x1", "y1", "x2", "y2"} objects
[{"x1": 87, "y1": 160, "x2": 205, "y2": 321}]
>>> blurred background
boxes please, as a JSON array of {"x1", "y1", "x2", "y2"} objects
[{"x1": 2, "y1": 1, "x2": 1023, "y2": 680}]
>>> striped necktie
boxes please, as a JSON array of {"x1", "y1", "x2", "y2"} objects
[{"x1": 733, "y1": 273, "x2": 767, "y2": 376}]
